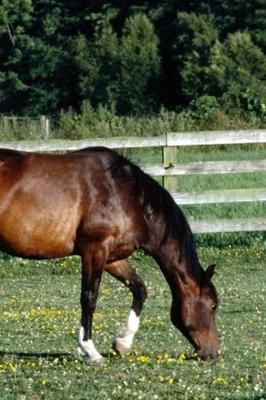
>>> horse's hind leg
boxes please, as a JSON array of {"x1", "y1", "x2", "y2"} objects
[{"x1": 105, "y1": 259, "x2": 147, "y2": 356}]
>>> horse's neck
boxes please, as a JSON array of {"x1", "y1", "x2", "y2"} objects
[{"x1": 146, "y1": 229, "x2": 202, "y2": 296}]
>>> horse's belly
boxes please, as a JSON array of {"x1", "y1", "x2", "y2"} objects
[{"x1": 0, "y1": 203, "x2": 79, "y2": 258}]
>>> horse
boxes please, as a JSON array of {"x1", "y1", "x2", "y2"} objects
[{"x1": 0, "y1": 146, "x2": 219, "y2": 363}]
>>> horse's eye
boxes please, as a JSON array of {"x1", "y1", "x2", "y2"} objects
[{"x1": 212, "y1": 304, "x2": 217, "y2": 310}]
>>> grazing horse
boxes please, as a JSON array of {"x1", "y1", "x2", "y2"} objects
[{"x1": 0, "y1": 147, "x2": 219, "y2": 363}]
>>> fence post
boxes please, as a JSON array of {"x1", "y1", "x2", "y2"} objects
[
  {"x1": 40, "y1": 115, "x2": 50, "y2": 139},
  {"x1": 3, "y1": 117, "x2": 9, "y2": 132},
  {"x1": 163, "y1": 144, "x2": 177, "y2": 192}
]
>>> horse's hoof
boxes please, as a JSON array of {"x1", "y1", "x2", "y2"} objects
[
  {"x1": 77, "y1": 346, "x2": 105, "y2": 364},
  {"x1": 77, "y1": 345, "x2": 87, "y2": 357},
  {"x1": 92, "y1": 355, "x2": 105, "y2": 365},
  {"x1": 112, "y1": 340, "x2": 130, "y2": 357}
]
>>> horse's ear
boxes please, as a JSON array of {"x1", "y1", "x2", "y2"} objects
[{"x1": 205, "y1": 264, "x2": 216, "y2": 283}]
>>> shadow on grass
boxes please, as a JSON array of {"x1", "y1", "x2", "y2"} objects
[
  {"x1": 0, "y1": 349, "x2": 118, "y2": 362},
  {"x1": 0, "y1": 349, "x2": 212, "y2": 364},
  {"x1": 0, "y1": 350, "x2": 73, "y2": 361}
]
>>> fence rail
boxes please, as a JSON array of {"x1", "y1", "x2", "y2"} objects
[
  {"x1": 0, "y1": 129, "x2": 266, "y2": 151},
  {"x1": 172, "y1": 188, "x2": 266, "y2": 205},
  {"x1": 0, "y1": 129, "x2": 265, "y2": 233},
  {"x1": 190, "y1": 218, "x2": 266, "y2": 233},
  {"x1": 142, "y1": 160, "x2": 266, "y2": 176}
]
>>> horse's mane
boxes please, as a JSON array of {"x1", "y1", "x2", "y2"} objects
[{"x1": 110, "y1": 150, "x2": 203, "y2": 280}]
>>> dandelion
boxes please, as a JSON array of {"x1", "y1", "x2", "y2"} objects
[
  {"x1": 137, "y1": 355, "x2": 150, "y2": 364},
  {"x1": 177, "y1": 352, "x2": 186, "y2": 362},
  {"x1": 9, "y1": 363, "x2": 16, "y2": 373},
  {"x1": 214, "y1": 376, "x2": 227, "y2": 384},
  {"x1": 62, "y1": 357, "x2": 68, "y2": 366}
]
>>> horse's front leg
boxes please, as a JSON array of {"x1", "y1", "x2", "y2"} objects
[
  {"x1": 77, "y1": 250, "x2": 104, "y2": 363},
  {"x1": 105, "y1": 259, "x2": 147, "y2": 356}
]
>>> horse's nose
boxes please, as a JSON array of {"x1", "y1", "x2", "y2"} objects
[{"x1": 197, "y1": 344, "x2": 220, "y2": 360}]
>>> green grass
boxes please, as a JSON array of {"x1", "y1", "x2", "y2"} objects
[
  {"x1": 0, "y1": 116, "x2": 265, "y2": 399},
  {"x1": 0, "y1": 239, "x2": 265, "y2": 400},
  {"x1": 125, "y1": 145, "x2": 266, "y2": 165}
]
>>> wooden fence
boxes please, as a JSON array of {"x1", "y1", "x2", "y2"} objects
[
  {"x1": 0, "y1": 129, "x2": 266, "y2": 233},
  {"x1": 1, "y1": 115, "x2": 50, "y2": 138}
]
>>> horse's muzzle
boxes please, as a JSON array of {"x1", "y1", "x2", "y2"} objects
[{"x1": 196, "y1": 344, "x2": 220, "y2": 360}]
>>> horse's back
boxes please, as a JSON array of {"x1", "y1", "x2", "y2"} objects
[{"x1": 0, "y1": 148, "x2": 147, "y2": 261}]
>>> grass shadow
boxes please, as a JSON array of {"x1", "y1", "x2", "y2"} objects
[
  {"x1": 0, "y1": 349, "x2": 121, "y2": 364},
  {"x1": 0, "y1": 350, "x2": 73, "y2": 361}
]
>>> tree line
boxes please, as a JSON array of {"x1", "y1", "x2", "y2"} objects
[{"x1": 0, "y1": 0, "x2": 265, "y2": 122}]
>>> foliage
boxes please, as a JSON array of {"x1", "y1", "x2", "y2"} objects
[
  {"x1": 206, "y1": 32, "x2": 266, "y2": 119},
  {"x1": 117, "y1": 14, "x2": 161, "y2": 114},
  {"x1": 54, "y1": 102, "x2": 266, "y2": 141},
  {"x1": 172, "y1": 12, "x2": 218, "y2": 104},
  {"x1": 0, "y1": 0, "x2": 265, "y2": 121},
  {"x1": 0, "y1": 102, "x2": 263, "y2": 142},
  {"x1": 73, "y1": 14, "x2": 160, "y2": 115}
]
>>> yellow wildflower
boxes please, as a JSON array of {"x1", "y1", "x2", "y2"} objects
[
  {"x1": 177, "y1": 352, "x2": 186, "y2": 362},
  {"x1": 214, "y1": 376, "x2": 227, "y2": 384},
  {"x1": 137, "y1": 355, "x2": 150, "y2": 364}
]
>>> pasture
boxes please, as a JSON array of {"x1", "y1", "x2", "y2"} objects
[
  {"x1": 0, "y1": 136, "x2": 265, "y2": 399},
  {"x1": 0, "y1": 236, "x2": 265, "y2": 400}
]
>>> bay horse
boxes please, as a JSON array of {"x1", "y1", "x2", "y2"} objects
[{"x1": 0, "y1": 147, "x2": 219, "y2": 363}]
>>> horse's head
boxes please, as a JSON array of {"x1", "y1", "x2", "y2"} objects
[{"x1": 171, "y1": 264, "x2": 219, "y2": 360}]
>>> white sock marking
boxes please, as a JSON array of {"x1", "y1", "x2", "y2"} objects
[
  {"x1": 77, "y1": 326, "x2": 103, "y2": 362},
  {"x1": 127, "y1": 309, "x2": 140, "y2": 333},
  {"x1": 116, "y1": 310, "x2": 140, "y2": 350}
]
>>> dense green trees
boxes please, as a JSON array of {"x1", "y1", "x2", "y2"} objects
[
  {"x1": 171, "y1": 12, "x2": 218, "y2": 104},
  {"x1": 74, "y1": 15, "x2": 160, "y2": 113},
  {"x1": 206, "y1": 32, "x2": 266, "y2": 114},
  {"x1": 0, "y1": 0, "x2": 265, "y2": 120}
]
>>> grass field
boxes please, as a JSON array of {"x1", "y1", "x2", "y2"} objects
[
  {"x1": 0, "y1": 137, "x2": 265, "y2": 398},
  {"x1": 0, "y1": 236, "x2": 265, "y2": 400}
]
